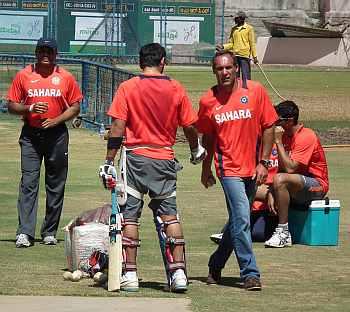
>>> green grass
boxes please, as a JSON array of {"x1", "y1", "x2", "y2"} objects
[
  {"x1": 0, "y1": 65, "x2": 350, "y2": 311},
  {"x1": 2, "y1": 63, "x2": 350, "y2": 123},
  {"x1": 0, "y1": 113, "x2": 350, "y2": 311},
  {"x1": 117, "y1": 64, "x2": 350, "y2": 123}
]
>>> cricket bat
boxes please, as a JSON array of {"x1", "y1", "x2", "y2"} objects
[{"x1": 108, "y1": 188, "x2": 122, "y2": 291}]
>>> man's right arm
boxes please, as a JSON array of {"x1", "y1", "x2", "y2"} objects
[
  {"x1": 201, "y1": 133, "x2": 216, "y2": 188},
  {"x1": 8, "y1": 101, "x2": 48, "y2": 115},
  {"x1": 99, "y1": 118, "x2": 126, "y2": 190},
  {"x1": 106, "y1": 118, "x2": 126, "y2": 163},
  {"x1": 274, "y1": 127, "x2": 300, "y2": 173},
  {"x1": 183, "y1": 125, "x2": 207, "y2": 165},
  {"x1": 222, "y1": 28, "x2": 235, "y2": 52},
  {"x1": 7, "y1": 100, "x2": 29, "y2": 115},
  {"x1": 216, "y1": 28, "x2": 234, "y2": 52}
]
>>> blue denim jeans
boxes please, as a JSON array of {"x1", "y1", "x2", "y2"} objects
[{"x1": 208, "y1": 177, "x2": 260, "y2": 281}]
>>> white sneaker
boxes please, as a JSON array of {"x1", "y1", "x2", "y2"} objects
[
  {"x1": 120, "y1": 271, "x2": 139, "y2": 292},
  {"x1": 265, "y1": 228, "x2": 292, "y2": 248},
  {"x1": 16, "y1": 234, "x2": 32, "y2": 248},
  {"x1": 43, "y1": 235, "x2": 57, "y2": 245},
  {"x1": 210, "y1": 233, "x2": 223, "y2": 244},
  {"x1": 170, "y1": 269, "x2": 188, "y2": 292}
]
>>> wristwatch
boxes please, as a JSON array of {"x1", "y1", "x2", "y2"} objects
[
  {"x1": 105, "y1": 159, "x2": 114, "y2": 166},
  {"x1": 259, "y1": 159, "x2": 270, "y2": 169}
]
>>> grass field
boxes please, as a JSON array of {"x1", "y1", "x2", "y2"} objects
[
  {"x1": 0, "y1": 65, "x2": 349, "y2": 311},
  {"x1": 118, "y1": 64, "x2": 350, "y2": 123}
]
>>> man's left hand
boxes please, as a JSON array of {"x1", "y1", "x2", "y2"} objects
[
  {"x1": 41, "y1": 118, "x2": 59, "y2": 129},
  {"x1": 253, "y1": 164, "x2": 268, "y2": 186},
  {"x1": 274, "y1": 126, "x2": 284, "y2": 144},
  {"x1": 253, "y1": 57, "x2": 258, "y2": 64}
]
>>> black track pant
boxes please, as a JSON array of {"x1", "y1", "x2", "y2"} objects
[
  {"x1": 16, "y1": 124, "x2": 69, "y2": 239},
  {"x1": 236, "y1": 56, "x2": 251, "y2": 81}
]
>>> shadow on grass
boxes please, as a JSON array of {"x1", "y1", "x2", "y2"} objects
[
  {"x1": 139, "y1": 281, "x2": 167, "y2": 291},
  {"x1": 0, "y1": 238, "x2": 62, "y2": 245},
  {"x1": 189, "y1": 276, "x2": 242, "y2": 289},
  {"x1": 0, "y1": 239, "x2": 63, "y2": 242}
]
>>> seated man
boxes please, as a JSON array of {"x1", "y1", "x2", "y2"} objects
[
  {"x1": 251, "y1": 142, "x2": 279, "y2": 241},
  {"x1": 210, "y1": 144, "x2": 279, "y2": 244},
  {"x1": 265, "y1": 100, "x2": 329, "y2": 248}
]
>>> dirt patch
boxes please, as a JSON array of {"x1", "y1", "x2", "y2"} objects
[
  {"x1": 316, "y1": 127, "x2": 350, "y2": 145},
  {"x1": 0, "y1": 296, "x2": 192, "y2": 312},
  {"x1": 176, "y1": 127, "x2": 350, "y2": 146}
]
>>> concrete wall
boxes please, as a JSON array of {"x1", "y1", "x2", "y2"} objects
[
  {"x1": 257, "y1": 36, "x2": 350, "y2": 66},
  {"x1": 329, "y1": 0, "x2": 350, "y2": 11},
  {"x1": 215, "y1": 0, "x2": 350, "y2": 66},
  {"x1": 327, "y1": 0, "x2": 350, "y2": 24},
  {"x1": 215, "y1": 0, "x2": 324, "y2": 43}
]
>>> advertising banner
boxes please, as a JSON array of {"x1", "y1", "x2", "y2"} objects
[
  {"x1": 75, "y1": 16, "x2": 121, "y2": 42},
  {"x1": 153, "y1": 20, "x2": 199, "y2": 45},
  {"x1": 0, "y1": 14, "x2": 43, "y2": 40}
]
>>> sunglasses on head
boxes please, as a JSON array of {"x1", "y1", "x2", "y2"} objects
[{"x1": 277, "y1": 117, "x2": 293, "y2": 123}]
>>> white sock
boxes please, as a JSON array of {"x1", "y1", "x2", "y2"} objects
[
  {"x1": 125, "y1": 271, "x2": 137, "y2": 279},
  {"x1": 278, "y1": 223, "x2": 289, "y2": 232}
]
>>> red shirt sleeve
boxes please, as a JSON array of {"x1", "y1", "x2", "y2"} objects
[
  {"x1": 7, "y1": 71, "x2": 25, "y2": 103},
  {"x1": 177, "y1": 86, "x2": 198, "y2": 127},
  {"x1": 289, "y1": 132, "x2": 316, "y2": 166},
  {"x1": 107, "y1": 82, "x2": 128, "y2": 121},
  {"x1": 196, "y1": 93, "x2": 215, "y2": 134},
  {"x1": 258, "y1": 85, "x2": 278, "y2": 129}
]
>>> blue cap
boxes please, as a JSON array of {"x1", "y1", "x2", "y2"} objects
[{"x1": 36, "y1": 37, "x2": 57, "y2": 50}]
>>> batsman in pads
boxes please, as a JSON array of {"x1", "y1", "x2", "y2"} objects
[{"x1": 99, "y1": 43, "x2": 206, "y2": 292}]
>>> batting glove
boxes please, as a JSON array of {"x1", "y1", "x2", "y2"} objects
[
  {"x1": 190, "y1": 140, "x2": 207, "y2": 165},
  {"x1": 99, "y1": 161, "x2": 117, "y2": 190}
]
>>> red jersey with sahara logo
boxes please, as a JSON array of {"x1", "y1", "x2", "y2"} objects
[
  {"x1": 282, "y1": 125, "x2": 329, "y2": 193},
  {"x1": 197, "y1": 79, "x2": 278, "y2": 177},
  {"x1": 7, "y1": 64, "x2": 83, "y2": 128},
  {"x1": 107, "y1": 74, "x2": 198, "y2": 160},
  {"x1": 252, "y1": 144, "x2": 279, "y2": 212}
]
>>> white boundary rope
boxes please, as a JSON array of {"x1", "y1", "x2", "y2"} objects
[{"x1": 256, "y1": 63, "x2": 286, "y2": 101}]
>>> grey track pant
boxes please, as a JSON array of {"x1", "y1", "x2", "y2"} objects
[{"x1": 16, "y1": 124, "x2": 69, "y2": 239}]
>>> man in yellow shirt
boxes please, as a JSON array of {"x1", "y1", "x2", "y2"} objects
[{"x1": 216, "y1": 11, "x2": 258, "y2": 82}]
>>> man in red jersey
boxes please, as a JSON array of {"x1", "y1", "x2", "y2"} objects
[
  {"x1": 98, "y1": 43, "x2": 206, "y2": 292},
  {"x1": 265, "y1": 101, "x2": 329, "y2": 248},
  {"x1": 7, "y1": 38, "x2": 82, "y2": 248},
  {"x1": 197, "y1": 51, "x2": 277, "y2": 291}
]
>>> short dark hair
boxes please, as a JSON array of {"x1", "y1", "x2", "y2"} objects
[
  {"x1": 139, "y1": 43, "x2": 166, "y2": 69},
  {"x1": 275, "y1": 100, "x2": 299, "y2": 124},
  {"x1": 236, "y1": 11, "x2": 247, "y2": 18},
  {"x1": 212, "y1": 51, "x2": 237, "y2": 71}
]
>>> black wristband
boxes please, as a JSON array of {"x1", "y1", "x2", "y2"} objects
[{"x1": 107, "y1": 137, "x2": 123, "y2": 150}]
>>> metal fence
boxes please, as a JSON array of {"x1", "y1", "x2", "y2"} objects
[{"x1": 0, "y1": 53, "x2": 135, "y2": 130}]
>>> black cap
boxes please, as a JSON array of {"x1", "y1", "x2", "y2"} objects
[
  {"x1": 236, "y1": 11, "x2": 247, "y2": 18},
  {"x1": 36, "y1": 37, "x2": 57, "y2": 50}
]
